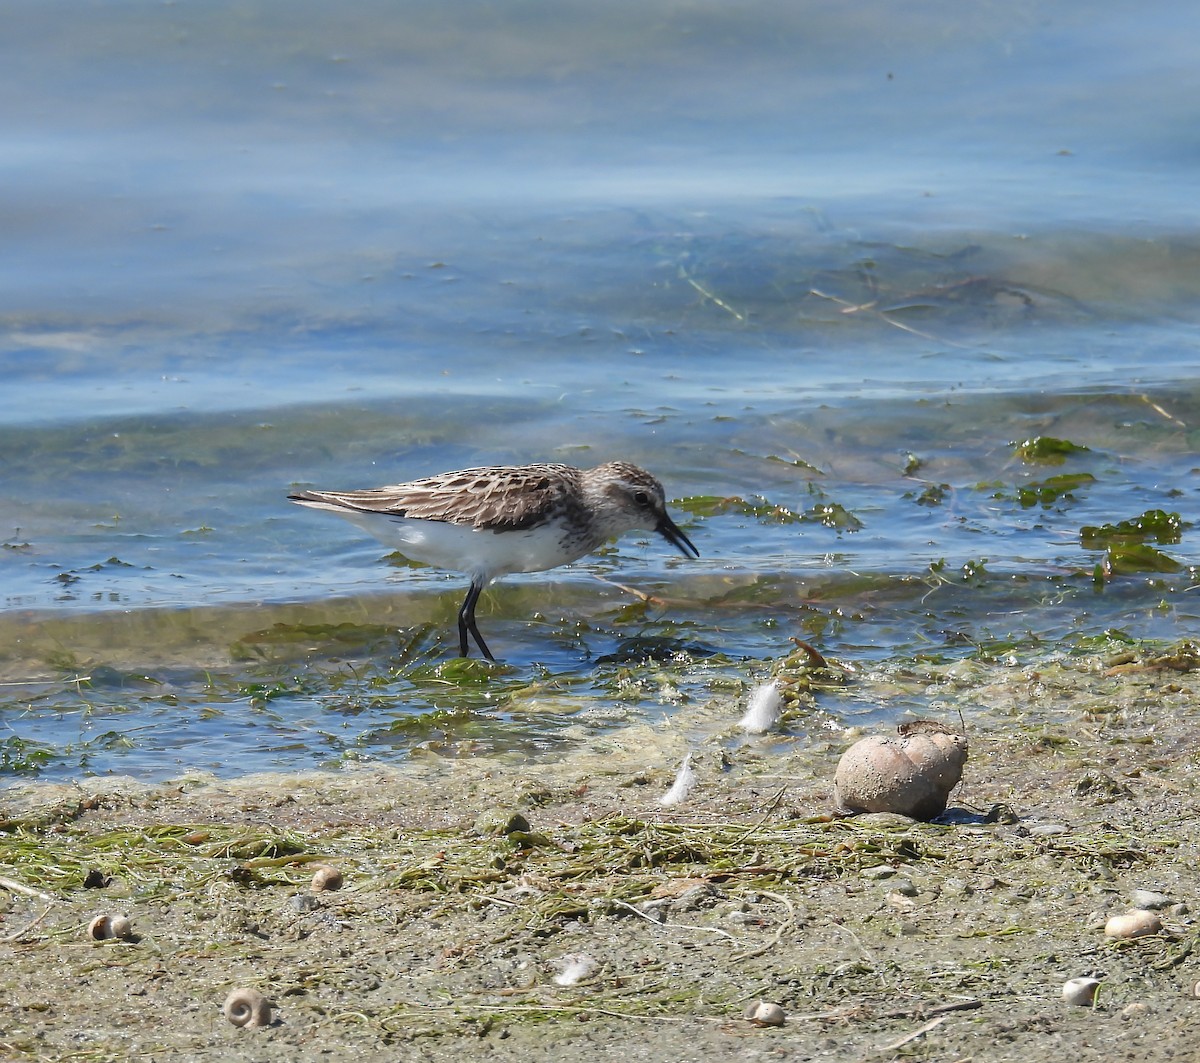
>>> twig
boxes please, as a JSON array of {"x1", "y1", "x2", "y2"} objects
[
  {"x1": 879, "y1": 999, "x2": 982, "y2": 1020},
  {"x1": 876, "y1": 1014, "x2": 947, "y2": 1051},
  {"x1": 1140, "y1": 394, "x2": 1186, "y2": 427},
  {"x1": 731, "y1": 788, "x2": 788, "y2": 840},
  {"x1": 0, "y1": 875, "x2": 53, "y2": 901},
  {"x1": 590, "y1": 574, "x2": 666, "y2": 606},
  {"x1": 610, "y1": 899, "x2": 740, "y2": 944},
  {"x1": 394, "y1": 999, "x2": 711, "y2": 1025},
  {"x1": 807, "y1": 288, "x2": 976, "y2": 350},
  {"x1": 3, "y1": 902, "x2": 55, "y2": 942},
  {"x1": 683, "y1": 274, "x2": 746, "y2": 322},
  {"x1": 731, "y1": 887, "x2": 795, "y2": 961}
]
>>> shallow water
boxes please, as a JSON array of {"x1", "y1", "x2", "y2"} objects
[{"x1": 2, "y1": 0, "x2": 1199, "y2": 781}]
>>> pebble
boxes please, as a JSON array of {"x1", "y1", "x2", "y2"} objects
[
  {"x1": 474, "y1": 809, "x2": 531, "y2": 836},
  {"x1": 1130, "y1": 889, "x2": 1171, "y2": 910},
  {"x1": 861, "y1": 864, "x2": 897, "y2": 881},
  {"x1": 289, "y1": 894, "x2": 321, "y2": 914},
  {"x1": 674, "y1": 885, "x2": 715, "y2": 910}
]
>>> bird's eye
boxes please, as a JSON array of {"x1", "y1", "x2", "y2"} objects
[{"x1": 633, "y1": 490, "x2": 650, "y2": 506}]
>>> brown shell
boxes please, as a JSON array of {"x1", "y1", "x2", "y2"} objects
[{"x1": 833, "y1": 721, "x2": 968, "y2": 820}]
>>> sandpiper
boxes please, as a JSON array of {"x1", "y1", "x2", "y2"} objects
[{"x1": 288, "y1": 461, "x2": 699, "y2": 660}]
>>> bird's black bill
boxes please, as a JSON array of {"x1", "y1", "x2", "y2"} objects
[{"x1": 657, "y1": 515, "x2": 700, "y2": 559}]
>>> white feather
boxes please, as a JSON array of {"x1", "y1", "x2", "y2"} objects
[
  {"x1": 659, "y1": 753, "x2": 697, "y2": 807},
  {"x1": 739, "y1": 681, "x2": 782, "y2": 734}
]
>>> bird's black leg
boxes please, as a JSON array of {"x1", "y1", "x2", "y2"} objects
[{"x1": 457, "y1": 579, "x2": 495, "y2": 661}]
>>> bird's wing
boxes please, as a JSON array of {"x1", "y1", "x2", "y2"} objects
[{"x1": 289, "y1": 464, "x2": 579, "y2": 531}]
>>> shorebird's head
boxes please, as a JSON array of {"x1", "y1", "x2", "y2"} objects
[{"x1": 591, "y1": 462, "x2": 700, "y2": 559}]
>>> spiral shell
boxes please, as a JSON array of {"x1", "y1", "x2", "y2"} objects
[
  {"x1": 224, "y1": 988, "x2": 272, "y2": 1028},
  {"x1": 833, "y1": 720, "x2": 968, "y2": 820},
  {"x1": 310, "y1": 865, "x2": 343, "y2": 892},
  {"x1": 87, "y1": 913, "x2": 134, "y2": 941}
]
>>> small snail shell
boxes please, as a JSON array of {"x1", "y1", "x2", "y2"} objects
[
  {"x1": 833, "y1": 721, "x2": 968, "y2": 820},
  {"x1": 743, "y1": 1000, "x2": 786, "y2": 1026},
  {"x1": 310, "y1": 865, "x2": 343, "y2": 892},
  {"x1": 1104, "y1": 909, "x2": 1162, "y2": 939},
  {"x1": 224, "y1": 988, "x2": 272, "y2": 1028},
  {"x1": 1062, "y1": 977, "x2": 1100, "y2": 1006},
  {"x1": 87, "y1": 913, "x2": 133, "y2": 941}
]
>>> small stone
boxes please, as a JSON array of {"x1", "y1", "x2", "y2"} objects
[
  {"x1": 1130, "y1": 889, "x2": 1170, "y2": 910},
  {"x1": 474, "y1": 809, "x2": 532, "y2": 836},
  {"x1": 1028, "y1": 823, "x2": 1070, "y2": 837},
  {"x1": 674, "y1": 885, "x2": 715, "y2": 910},
  {"x1": 289, "y1": 893, "x2": 321, "y2": 914},
  {"x1": 639, "y1": 900, "x2": 669, "y2": 924},
  {"x1": 861, "y1": 865, "x2": 896, "y2": 880},
  {"x1": 1121, "y1": 1001, "x2": 1152, "y2": 1020}
]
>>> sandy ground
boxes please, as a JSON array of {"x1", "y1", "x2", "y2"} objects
[{"x1": 2, "y1": 649, "x2": 1199, "y2": 1062}]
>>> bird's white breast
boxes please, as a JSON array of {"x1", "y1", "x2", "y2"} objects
[{"x1": 331, "y1": 510, "x2": 588, "y2": 580}]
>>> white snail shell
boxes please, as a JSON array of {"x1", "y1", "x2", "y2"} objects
[
  {"x1": 743, "y1": 1000, "x2": 786, "y2": 1026},
  {"x1": 87, "y1": 913, "x2": 134, "y2": 941},
  {"x1": 1104, "y1": 909, "x2": 1162, "y2": 939},
  {"x1": 1062, "y1": 977, "x2": 1100, "y2": 1006},
  {"x1": 834, "y1": 721, "x2": 968, "y2": 820},
  {"x1": 224, "y1": 988, "x2": 272, "y2": 1028},
  {"x1": 310, "y1": 865, "x2": 343, "y2": 892}
]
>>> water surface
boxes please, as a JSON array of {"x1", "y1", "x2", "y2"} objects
[{"x1": 2, "y1": 0, "x2": 1199, "y2": 780}]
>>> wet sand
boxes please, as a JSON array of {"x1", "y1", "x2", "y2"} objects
[{"x1": 2, "y1": 648, "x2": 1198, "y2": 1062}]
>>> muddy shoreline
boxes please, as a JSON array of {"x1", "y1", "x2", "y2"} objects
[{"x1": 2, "y1": 649, "x2": 1199, "y2": 1061}]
